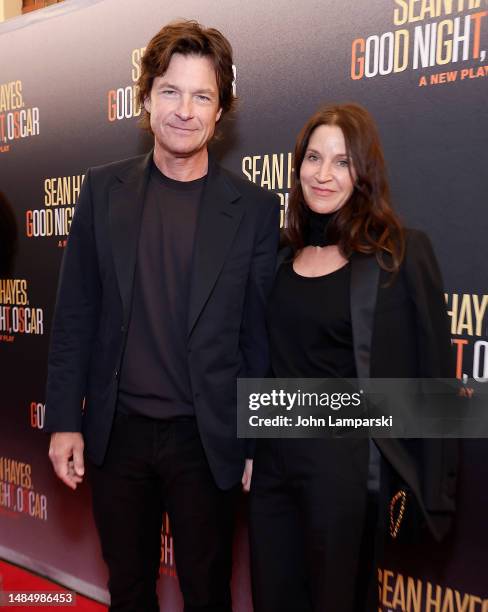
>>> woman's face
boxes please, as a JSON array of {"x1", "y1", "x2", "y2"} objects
[{"x1": 299, "y1": 124, "x2": 355, "y2": 214}]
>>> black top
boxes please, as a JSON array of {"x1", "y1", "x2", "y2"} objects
[
  {"x1": 267, "y1": 260, "x2": 357, "y2": 379},
  {"x1": 118, "y1": 161, "x2": 205, "y2": 419}
]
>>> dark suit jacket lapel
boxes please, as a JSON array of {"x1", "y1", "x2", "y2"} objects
[
  {"x1": 350, "y1": 252, "x2": 379, "y2": 380},
  {"x1": 188, "y1": 158, "x2": 243, "y2": 336},
  {"x1": 109, "y1": 151, "x2": 152, "y2": 325}
]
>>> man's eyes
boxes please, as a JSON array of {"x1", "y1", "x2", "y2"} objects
[{"x1": 159, "y1": 90, "x2": 212, "y2": 102}]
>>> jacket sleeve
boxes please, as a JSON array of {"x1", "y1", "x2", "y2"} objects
[
  {"x1": 404, "y1": 229, "x2": 454, "y2": 377},
  {"x1": 403, "y1": 229, "x2": 458, "y2": 534},
  {"x1": 239, "y1": 192, "x2": 280, "y2": 457},
  {"x1": 44, "y1": 169, "x2": 102, "y2": 433},
  {"x1": 239, "y1": 192, "x2": 280, "y2": 378}
]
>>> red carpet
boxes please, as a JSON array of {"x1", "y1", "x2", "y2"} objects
[{"x1": 0, "y1": 560, "x2": 107, "y2": 611}]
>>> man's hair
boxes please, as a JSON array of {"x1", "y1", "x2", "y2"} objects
[{"x1": 138, "y1": 20, "x2": 235, "y2": 130}]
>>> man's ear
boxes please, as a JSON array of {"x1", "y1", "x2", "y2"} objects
[
  {"x1": 216, "y1": 107, "x2": 222, "y2": 122},
  {"x1": 144, "y1": 97, "x2": 151, "y2": 113}
]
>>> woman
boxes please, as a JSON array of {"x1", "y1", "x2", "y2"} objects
[{"x1": 249, "y1": 103, "x2": 457, "y2": 611}]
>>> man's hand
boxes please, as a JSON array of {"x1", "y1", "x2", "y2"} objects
[
  {"x1": 241, "y1": 458, "x2": 253, "y2": 493},
  {"x1": 48, "y1": 432, "x2": 85, "y2": 490}
]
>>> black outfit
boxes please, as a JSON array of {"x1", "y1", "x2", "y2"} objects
[
  {"x1": 118, "y1": 163, "x2": 204, "y2": 419},
  {"x1": 269, "y1": 261, "x2": 356, "y2": 378},
  {"x1": 89, "y1": 415, "x2": 237, "y2": 612},
  {"x1": 45, "y1": 151, "x2": 280, "y2": 611},
  {"x1": 252, "y1": 263, "x2": 367, "y2": 611},
  {"x1": 250, "y1": 214, "x2": 458, "y2": 612}
]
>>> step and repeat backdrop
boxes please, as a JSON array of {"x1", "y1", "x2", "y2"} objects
[{"x1": 0, "y1": 0, "x2": 487, "y2": 609}]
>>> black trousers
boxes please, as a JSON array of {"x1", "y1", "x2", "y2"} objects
[
  {"x1": 249, "y1": 438, "x2": 375, "y2": 612},
  {"x1": 89, "y1": 413, "x2": 237, "y2": 612}
]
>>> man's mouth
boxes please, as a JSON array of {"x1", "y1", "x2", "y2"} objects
[{"x1": 168, "y1": 124, "x2": 197, "y2": 132}]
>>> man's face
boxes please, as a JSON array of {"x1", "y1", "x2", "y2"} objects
[{"x1": 144, "y1": 53, "x2": 222, "y2": 159}]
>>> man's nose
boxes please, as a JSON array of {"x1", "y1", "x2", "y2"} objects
[{"x1": 176, "y1": 94, "x2": 193, "y2": 120}]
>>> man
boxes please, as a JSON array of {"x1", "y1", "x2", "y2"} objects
[{"x1": 45, "y1": 20, "x2": 280, "y2": 612}]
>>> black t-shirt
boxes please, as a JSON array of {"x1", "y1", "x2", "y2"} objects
[
  {"x1": 118, "y1": 162, "x2": 205, "y2": 419},
  {"x1": 267, "y1": 260, "x2": 357, "y2": 379}
]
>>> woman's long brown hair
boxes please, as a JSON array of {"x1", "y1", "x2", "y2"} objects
[{"x1": 285, "y1": 103, "x2": 405, "y2": 272}]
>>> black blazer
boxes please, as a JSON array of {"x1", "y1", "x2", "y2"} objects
[
  {"x1": 354, "y1": 230, "x2": 458, "y2": 542},
  {"x1": 278, "y1": 229, "x2": 458, "y2": 541},
  {"x1": 45, "y1": 152, "x2": 280, "y2": 490}
]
